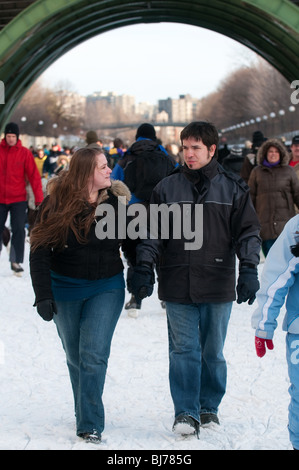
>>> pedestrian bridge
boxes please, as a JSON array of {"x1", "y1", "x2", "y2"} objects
[{"x1": 0, "y1": 0, "x2": 298, "y2": 131}]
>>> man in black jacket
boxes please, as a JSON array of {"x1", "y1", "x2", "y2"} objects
[{"x1": 131, "y1": 121, "x2": 261, "y2": 437}]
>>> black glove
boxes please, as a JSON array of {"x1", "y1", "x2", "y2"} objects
[
  {"x1": 131, "y1": 265, "x2": 155, "y2": 301},
  {"x1": 236, "y1": 266, "x2": 259, "y2": 305},
  {"x1": 37, "y1": 299, "x2": 57, "y2": 322}
]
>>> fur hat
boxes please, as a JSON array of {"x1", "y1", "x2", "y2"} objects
[
  {"x1": 4, "y1": 122, "x2": 19, "y2": 139},
  {"x1": 136, "y1": 123, "x2": 156, "y2": 141},
  {"x1": 86, "y1": 130, "x2": 99, "y2": 145}
]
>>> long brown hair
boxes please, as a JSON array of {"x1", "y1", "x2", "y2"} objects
[{"x1": 30, "y1": 146, "x2": 105, "y2": 251}]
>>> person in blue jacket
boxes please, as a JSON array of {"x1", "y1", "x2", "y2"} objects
[
  {"x1": 252, "y1": 214, "x2": 299, "y2": 450},
  {"x1": 111, "y1": 123, "x2": 177, "y2": 316},
  {"x1": 111, "y1": 123, "x2": 172, "y2": 204}
]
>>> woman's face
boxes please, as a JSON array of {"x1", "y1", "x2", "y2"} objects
[
  {"x1": 266, "y1": 146, "x2": 280, "y2": 164},
  {"x1": 89, "y1": 153, "x2": 112, "y2": 192}
]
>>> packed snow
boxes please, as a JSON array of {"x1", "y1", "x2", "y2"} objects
[{"x1": 0, "y1": 238, "x2": 293, "y2": 450}]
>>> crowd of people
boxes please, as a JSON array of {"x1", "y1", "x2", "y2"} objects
[{"x1": 1, "y1": 118, "x2": 299, "y2": 449}]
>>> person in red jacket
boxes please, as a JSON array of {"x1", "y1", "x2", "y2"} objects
[{"x1": 0, "y1": 122, "x2": 44, "y2": 275}]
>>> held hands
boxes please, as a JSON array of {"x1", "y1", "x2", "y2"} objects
[
  {"x1": 131, "y1": 265, "x2": 155, "y2": 301},
  {"x1": 236, "y1": 266, "x2": 260, "y2": 305},
  {"x1": 255, "y1": 336, "x2": 274, "y2": 358},
  {"x1": 37, "y1": 299, "x2": 57, "y2": 322}
]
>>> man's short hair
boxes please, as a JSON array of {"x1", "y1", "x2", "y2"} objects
[{"x1": 180, "y1": 121, "x2": 219, "y2": 157}]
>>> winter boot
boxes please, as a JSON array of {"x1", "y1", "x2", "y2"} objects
[
  {"x1": 172, "y1": 414, "x2": 200, "y2": 438},
  {"x1": 200, "y1": 412, "x2": 220, "y2": 426}
]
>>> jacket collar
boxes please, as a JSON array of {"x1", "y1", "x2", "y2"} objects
[{"x1": 182, "y1": 157, "x2": 219, "y2": 183}]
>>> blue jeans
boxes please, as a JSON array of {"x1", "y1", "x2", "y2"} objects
[
  {"x1": 166, "y1": 301, "x2": 232, "y2": 422},
  {"x1": 286, "y1": 333, "x2": 299, "y2": 449},
  {"x1": 54, "y1": 288, "x2": 124, "y2": 436}
]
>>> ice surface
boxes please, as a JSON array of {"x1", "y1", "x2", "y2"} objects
[{"x1": 0, "y1": 241, "x2": 292, "y2": 450}]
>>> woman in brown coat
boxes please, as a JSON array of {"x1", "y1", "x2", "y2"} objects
[{"x1": 248, "y1": 138, "x2": 299, "y2": 257}]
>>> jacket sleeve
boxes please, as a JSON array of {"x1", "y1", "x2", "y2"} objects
[
  {"x1": 135, "y1": 186, "x2": 166, "y2": 267},
  {"x1": 24, "y1": 149, "x2": 44, "y2": 204},
  {"x1": 231, "y1": 184, "x2": 261, "y2": 267},
  {"x1": 30, "y1": 245, "x2": 54, "y2": 304},
  {"x1": 252, "y1": 215, "x2": 299, "y2": 339},
  {"x1": 111, "y1": 163, "x2": 125, "y2": 182}
]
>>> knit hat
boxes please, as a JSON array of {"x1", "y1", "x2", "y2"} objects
[
  {"x1": 230, "y1": 146, "x2": 243, "y2": 157},
  {"x1": 4, "y1": 122, "x2": 19, "y2": 139},
  {"x1": 86, "y1": 130, "x2": 99, "y2": 145},
  {"x1": 252, "y1": 131, "x2": 265, "y2": 147},
  {"x1": 292, "y1": 135, "x2": 299, "y2": 145},
  {"x1": 136, "y1": 123, "x2": 156, "y2": 141}
]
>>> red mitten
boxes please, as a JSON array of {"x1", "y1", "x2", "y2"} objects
[{"x1": 255, "y1": 336, "x2": 274, "y2": 358}]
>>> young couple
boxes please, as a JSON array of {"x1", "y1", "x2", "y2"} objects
[{"x1": 30, "y1": 122, "x2": 261, "y2": 444}]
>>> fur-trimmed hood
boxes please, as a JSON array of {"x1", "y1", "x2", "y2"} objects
[
  {"x1": 97, "y1": 179, "x2": 131, "y2": 205},
  {"x1": 257, "y1": 138, "x2": 290, "y2": 166}
]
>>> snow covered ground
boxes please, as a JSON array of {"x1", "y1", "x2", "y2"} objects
[{"x1": 0, "y1": 239, "x2": 293, "y2": 451}]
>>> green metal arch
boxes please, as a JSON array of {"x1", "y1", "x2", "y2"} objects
[{"x1": 0, "y1": 0, "x2": 298, "y2": 130}]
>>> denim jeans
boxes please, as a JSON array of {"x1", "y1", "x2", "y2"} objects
[
  {"x1": 54, "y1": 288, "x2": 124, "y2": 436},
  {"x1": 0, "y1": 202, "x2": 27, "y2": 262},
  {"x1": 286, "y1": 333, "x2": 299, "y2": 449},
  {"x1": 166, "y1": 301, "x2": 232, "y2": 422}
]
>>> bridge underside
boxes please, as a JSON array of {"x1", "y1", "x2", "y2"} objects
[{"x1": 0, "y1": 0, "x2": 298, "y2": 130}]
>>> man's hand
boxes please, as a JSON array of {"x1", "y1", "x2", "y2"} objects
[
  {"x1": 131, "y1": 265, "x2": 155, "y2": 301},
  {"x1": 237, "y1": 266, "x2": 259, "y2": 305}
]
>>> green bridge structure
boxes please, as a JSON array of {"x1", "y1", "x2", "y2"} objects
[{"x1": 0, "y1": 0, "x2": 298, "y2": 132}]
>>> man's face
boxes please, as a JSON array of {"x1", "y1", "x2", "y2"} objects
[
  {"x1": 291, "y1": 143, "x2": 299, "y2": 161},
  {"x1": 5, "y1": 134, "x2": 17, "y2": 146},
  {"x1": 182, "y1": 137, "x2": 216, "y2": 170}
]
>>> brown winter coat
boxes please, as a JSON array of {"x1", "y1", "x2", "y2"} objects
[{"x1": 248, "y1": 139, "x2": 299, "y2": 241}]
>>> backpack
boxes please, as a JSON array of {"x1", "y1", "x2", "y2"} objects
[{"x1": 124, "y1": 148, "x2": 176, "y2": 201}]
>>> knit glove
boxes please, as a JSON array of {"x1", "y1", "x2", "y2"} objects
[
  {"x1": 255, "y1": 336, "x2": 274, "y2": 358},
  {"x1": 131, "y1": 265, "x2": 155, "y2": 301},
  {"x1": 236, "y1": 266, "x2": 259, "y2": 305},
  {"x1": 37, "y1": 299, "x2": 57, "y2": 322}
]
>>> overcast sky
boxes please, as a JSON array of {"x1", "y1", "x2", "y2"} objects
[{"x1": 41, "y1": 22, "x2": 259, "y2": 104}]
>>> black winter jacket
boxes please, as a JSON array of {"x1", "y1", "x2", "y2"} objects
[
  {"x1": 30, "y1": 180, "x2": 134, "y2": 303},
  {"x1": 136, "y1": 159, "x2": 261, "y2": 304}
]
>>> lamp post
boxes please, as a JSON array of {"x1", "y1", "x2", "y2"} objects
[
  {"x1": 269, "y1": 112, "x2": 276, "y2": 137},
  {"x1": 52, "y1": 123, "x2": 58, "y2": 138},
  {"x1": 289, "y1": 105, "x2": 296, "y2": 134},
  {"x1": 278, "y1": 109, "x2": 285, "y2": 134}
]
